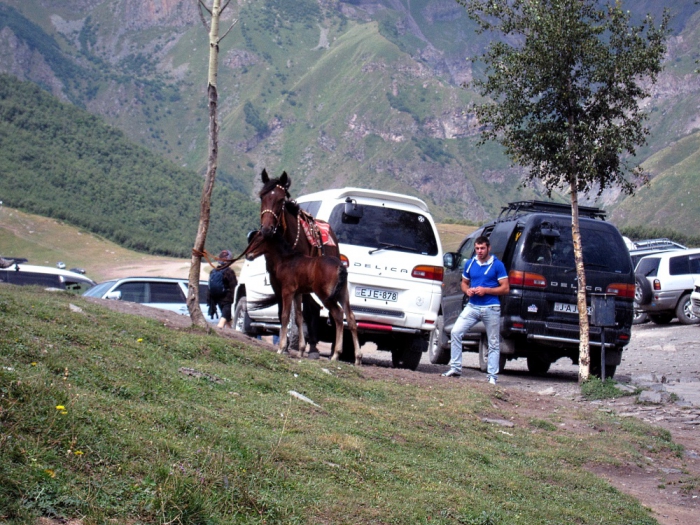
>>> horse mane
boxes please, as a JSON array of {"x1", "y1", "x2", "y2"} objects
[{"x1": 283, "y1": 199, "x2": 300, "y2": 217}]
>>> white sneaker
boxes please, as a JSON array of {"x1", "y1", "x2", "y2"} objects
[
  {"x1": 442, "y1": 369, "x2": 461, "y2": 377},
  {"x1": 488, "y1": 377, "x2": 497, "y2": 385}
]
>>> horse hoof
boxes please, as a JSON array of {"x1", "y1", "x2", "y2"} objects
[
  {"x1": 307, "y1": 351, "x2": 320, "y2": 360},
  {"x1": 330, "y1": 354, "x2": 339, "y2": 362},
  {"x1": 355, "y1": 355, "x2": 363, "y2": 366}
]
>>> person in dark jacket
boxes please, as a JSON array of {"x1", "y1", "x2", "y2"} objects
[{"x1": 208, "y1": 249, "x2": 238, "y2": 329}]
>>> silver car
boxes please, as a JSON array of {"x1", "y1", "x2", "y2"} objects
[{"x1": 83, "y1": 277, "x2": 216, "y2": 321}]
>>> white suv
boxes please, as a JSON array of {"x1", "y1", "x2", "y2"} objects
[
  {"x1": 635, "y1": 248, "x2": 700, "y2": 325},
  {"x1": 233, "y1": 188, "x2": 444, "y2": 369}
]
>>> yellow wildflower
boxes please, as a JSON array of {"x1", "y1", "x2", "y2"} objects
[
  {"x1": 74, "y1": 450, "x2": 84, "y2": 456},
  {"x1": 55, "y1": 405, "x2": 65, "y2": 410},
  {"x1": 137, "y1": 338, "x2": 143, "y2": 343},
  {"x1": 45, "y1": 469, "x2": 56, "y2": 478}
]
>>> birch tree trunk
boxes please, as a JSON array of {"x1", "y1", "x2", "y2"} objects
[
  {"x1": 187, "y1": 0, "x2": 222, "y2": 327},
  {"x1": 570, "y1": 179, "x2": 590, "y2": 382}
]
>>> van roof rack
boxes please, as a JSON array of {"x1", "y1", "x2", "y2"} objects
[
  {"x1": 498, "y1": 200, "x2": 606, "y2": 221},
  {"x1": 631, "y1": 238, "x2": 687, "y2": 251}
]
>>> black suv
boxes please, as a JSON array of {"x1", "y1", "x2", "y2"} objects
[{"x1": 430, "y1": 201, "x2": 635, "y2": 378}]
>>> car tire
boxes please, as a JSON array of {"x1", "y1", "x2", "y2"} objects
[
  {"x1": 649, "y1": 313, "x2": 673, "y2": 325},
  {"x1": 675, "y1": 293, "x2": 700, "y2": 325},
  {"x1": 632, "y1": 304, "x2": 649, "y2": 325},
  {"x1": 391, "y1": 335, "x2": 425, "y2": 371},
  {"x1": 478, "y1": 334, "x2": 507, "y2": 373},
  {"x1": 526, "y1": 354, "x2": 551, "y2": 376},
  {"x1": 635, "y1": 275, "x2": 653, "y2": 306},
  {"x1": 428, "y1": 315, "x2": 450, "y2": 365},
  {"x1": 233, "y1": 299, "x2": 255, "y2": 337}
]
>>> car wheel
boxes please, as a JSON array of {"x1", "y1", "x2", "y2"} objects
[
  {"x1": 478, "y1": 335, "x2": 488, "y2": 372},
  {"x1": 635, "y1": 275, "x2": 653, "y2": 306},
  {"x1": 649, "y1": 313, "x2": 673, "y2": 325},
  {"x1": 428, "y1": 315, "x2": 450, "y2": 365},
  {"x1": 632, "y1": 301, "x2": 649, "y2": 325},
  {"x1": 391, "y1": 335, "x2": 425, "y2": 371},
  {"x1": 233, "y1": 299, "x2": 255, "y2": 336},
  {"x1": 526, "y1": 354, "x2": 551, "y2": 376},
  {"x1": 675, "y1": 294, "x2": 700, "y2": 325}
]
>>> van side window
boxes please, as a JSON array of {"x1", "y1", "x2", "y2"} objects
[
  {"x1": 150, "y1": 282, "x2": 186, "y2": 303},
  {"x1": 115, "y1": 282, "x2": 147, "y2": 303},
  {"x1": 669, "y1": 255, "x2": 690, "y2": 276},
  {"x1": 458, "y1": 237, "x2": 476, "y2": 270},
  {"x1": 690, "y1": 255, "x2": 700, "y2": 274},
  {"x1": 298, "y1": 200, "x2": 321, "y2": 217}
]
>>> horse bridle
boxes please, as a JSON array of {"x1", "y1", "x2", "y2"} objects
[
  {"x1": 260, "y1": 184, "x2": 288, "y2": 235},
  {"x1": 260, "y1": 184, "x2": 307, "y2": 250}
]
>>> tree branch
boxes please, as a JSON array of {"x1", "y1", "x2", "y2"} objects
[
  {"x1": 220, "y1": 18, "x2": 238, "y2": 42},
  {"x1": 198, "y1": 0, "x2": 211, "y2": 31}
]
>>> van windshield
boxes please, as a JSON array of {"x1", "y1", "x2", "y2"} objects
[
  {"x1": 522, "y1": 219, "x2": 632, "y2": 274},
  {"x1": 328, "y1": 204, "x2": 439, "y2": 256}
]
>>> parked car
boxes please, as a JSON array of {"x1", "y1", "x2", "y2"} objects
[
  {"x1": 56, "y1": 261, "x2": 66, "y2": 269},
  {"x1": 0, "y1": 263, "x2": 95, "y2": 293},
  {"x1": 434, "y1": 200, "x2": 635, "y2": 379},
  {"x1": 629, "y1": 239, "x2": 688, "y2": 324},
  {"x1": 635, "y1": 248, "x2": 700, "y2": 325},
  {"x1": 83, "y1": 277, "x2": 217, "y2": 321},
  {"x1": 691, "y1": 279, "x2": 700, "y2": 318},
  {"x1": 233, "y1": 187, "x2": 444, "y2": 370}
]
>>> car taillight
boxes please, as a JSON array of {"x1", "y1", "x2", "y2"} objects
[
  {"x1": 508, "y1": 269, "x2": 546, "y2": 288},
  {"x1": 606, "y1": 283, "x2": 635, "y2": 298},
  {"x1": 653, "y1": 279, "x2": 661, "y2": 291},
  {"x1": 412, "y1": 265, "x2": 444, "y2": 282},
  {"x1": 339, "y1": 254, "x2": 349, "y2": 267}
]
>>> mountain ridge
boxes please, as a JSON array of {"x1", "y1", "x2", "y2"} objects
[{"x1": 0, "y1": 0, "x2": 699, "y2": 232}]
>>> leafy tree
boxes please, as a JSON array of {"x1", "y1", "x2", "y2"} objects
[{"x1": 461, "y1": 0, "x2": 670, "y2": 381}]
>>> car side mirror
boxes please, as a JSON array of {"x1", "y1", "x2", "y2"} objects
[
  {"x1": 443, "y1": 252, "x2": 459, "y2": 270},
  {"x1": 343, "y1": 197, "x2": 363, "y2": 219},
  {"x1": 106, "y1": 291, "x2": 122, "y2": 300}
]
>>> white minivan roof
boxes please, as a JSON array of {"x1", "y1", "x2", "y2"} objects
[{"x1": 296, "y1": 187, "x2": 431, "y2": 214}]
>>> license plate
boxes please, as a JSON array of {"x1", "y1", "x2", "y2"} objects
[
  {"x1": 554, "y1": 302, "x2": 591, "y2": 315},
  {"x1": 355, "y1": 286, "x2": 398, "y2": 302}
]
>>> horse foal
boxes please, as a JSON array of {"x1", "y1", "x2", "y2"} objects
[{"x1": 247, "y1": 233, "x2": 362, "y2": 365}]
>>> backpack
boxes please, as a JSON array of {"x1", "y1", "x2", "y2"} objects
[{"x1": 209, "y1": 269, "x2": 228, "y2": 302}]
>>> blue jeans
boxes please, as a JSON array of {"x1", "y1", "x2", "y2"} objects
[{"x1": 448, "y1": 304, "x2": 501, "y2": 380}]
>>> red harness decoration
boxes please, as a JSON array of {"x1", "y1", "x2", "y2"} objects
[{"x1": 300, "y1": 217, "x2": 336, "y2": 248}]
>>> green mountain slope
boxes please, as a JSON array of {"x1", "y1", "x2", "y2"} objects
[
  {"x1": 611, "y1": 131, "x2": 700, "y2": 240},
  {"x1": 0, "y1": 0, "x2": 699, "y2": 233},
  {"x1": 0, "y1": 74, "x2": 257, "y2": 257}
]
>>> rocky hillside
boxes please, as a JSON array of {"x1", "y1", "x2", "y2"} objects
[{"x1": 0, "y1": 0, "x2": 699, "y2": 233}]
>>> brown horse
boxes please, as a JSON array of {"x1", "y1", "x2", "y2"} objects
[
  {"x1": 258, "y1": 169, "x2": 342, "y2": 356},
  {"x1": 246, "y1": 231, "x2": 362, "y2": 365}
]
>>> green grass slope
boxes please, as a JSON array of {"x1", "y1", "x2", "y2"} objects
[
  {"x1": 0, "y1": 74, "x2": 258, "y2": 257},
  {"x1": 0, "y1": 285, "x2": 669, "y2": 524},
  {"x1": 611, "y1": 131, "x2": 700, "y2": 245}
]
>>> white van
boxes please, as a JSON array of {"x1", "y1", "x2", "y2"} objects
[{"x1": 233, "y1": 188, "x2": 444, "y2": 369}]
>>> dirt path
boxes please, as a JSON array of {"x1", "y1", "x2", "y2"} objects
[{"x1": 82, "y1": 297, "x2": 700, "y2": 524}]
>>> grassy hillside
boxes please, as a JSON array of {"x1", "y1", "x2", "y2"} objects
[
  {"x1": 0, "y1": 74, "x2": 258, "y2": 257},
  {"x1": 611, "y1": 131, "x2": 700, "y2": 246},
  {"x1": 0, "y1": 285, "x2": 670, "y2": 523}
]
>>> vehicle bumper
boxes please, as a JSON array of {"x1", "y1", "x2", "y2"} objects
[{"x1": 639, "y1": 290, "x2": 682, "y2": 313}]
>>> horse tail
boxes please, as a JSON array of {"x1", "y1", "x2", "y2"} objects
[
  {"x1": 328, "y1": 265, "x2": 348, "y2": 305},
  {"x1": 248, "y1": 293, "x2": 279, "y2": 311}
]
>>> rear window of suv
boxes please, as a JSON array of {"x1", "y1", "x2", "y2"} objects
[
  {"x1": 521, "y1": 219, "x2": 632, "y2": 273},
  {"x1": 636, "y1": 257, "x2": 660, "y2": 277},
  {"x1": 669, "y1": 253, "x2": 700, "y2": 275},
  {"x1": 328, "y1": 203, "x2": 439, "y2": 256}
]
